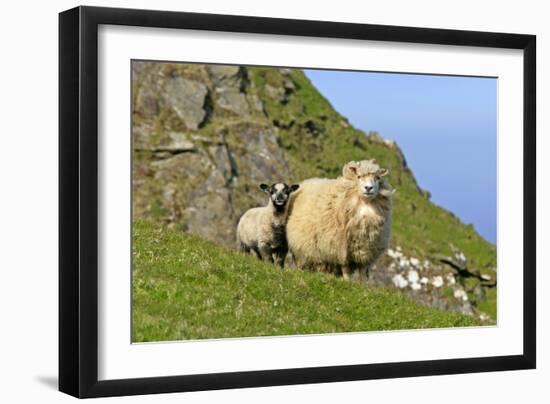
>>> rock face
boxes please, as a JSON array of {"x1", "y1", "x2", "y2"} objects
[
  {"x1": 132, "y1": 61, "x2": 497, "y2": 319},
  {"x1": 132, "y1": 62, "x2": 289, "y2": 246}
]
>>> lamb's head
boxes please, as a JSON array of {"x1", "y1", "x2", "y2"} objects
[
  {"x1": 259, "y1": 183, "x2": 300, "y2": 208},
  {"x1": 342, "y1": 159, "x2": 390, "y2": 200}
]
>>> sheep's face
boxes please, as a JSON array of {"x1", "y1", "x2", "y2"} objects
[
  {"x1": 259, "y1": 183, "x2": 300, "y2": 207},
  {"x1": 343, "y1": 160, "x2": 389, "y2": 200}
]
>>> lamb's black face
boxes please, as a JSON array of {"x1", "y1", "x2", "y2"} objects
[{"x1": 259, "y1": 183, "x2": 300, "y2": 207}]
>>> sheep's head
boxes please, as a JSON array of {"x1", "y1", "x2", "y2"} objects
[
  {"x1": 342, "y1": 160, "x2": 389, "y2": 200},
  {"x1": 259, "y1": 183, "x2": 300, "y2": 207}
]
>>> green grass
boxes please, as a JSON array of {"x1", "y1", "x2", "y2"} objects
[{"x1": 132, "y1": 220, "x2": 483, "y2": 342}]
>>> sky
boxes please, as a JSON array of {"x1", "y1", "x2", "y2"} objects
[{"x1": 305, "y1": 69, "x2": 497, "y2": 244}]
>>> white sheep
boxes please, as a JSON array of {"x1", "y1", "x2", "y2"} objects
[
  {"x1": 237, "y1": 183, "x2": 299, "y2": 267},
  {"x1": 286, "y1": 160, "x2": 393, "y2": 280}
]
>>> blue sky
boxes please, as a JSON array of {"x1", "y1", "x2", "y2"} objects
[{"x1": 305, "y1": 69, "x2": 497, "y2": 244}]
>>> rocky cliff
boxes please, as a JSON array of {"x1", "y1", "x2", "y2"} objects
[{"x1": 132, "y1": 61, "x2": 497, "y2": 319}]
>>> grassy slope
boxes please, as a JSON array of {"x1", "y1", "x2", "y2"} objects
[
  {"x1": 247, "y1": 68, "x2": 496, "y2": 316},
  {"x1": 133, "y1": 220, "x2": 481, "y2": 342}
]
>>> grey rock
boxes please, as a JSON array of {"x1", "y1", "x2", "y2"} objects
[
  {"x1": 163, "y1": 77, "x2": 208, "y2": 130},
  {"x1": 133, "y1": 128, "x2": 195, "y2": 153},
  {"x1": 135, "y1": 89, "x2": 159, "y2": 117},
  {"x1": 151, "y1": 151, "x2": 212, "y2": 180},
  {"x1": 264, "y1": 78, "x2": 295, "y2": 103},
  {"x1": 153, "y1": 151, "x2": 173, "y2": 159},
  {"x1": 206, "y1": 65, "x2": 251, "y2": 116},
  {"x1": 190, "y1": 133, "x2": 224, "y2": 145},
  {"x1": 184, "y1": 187, "x2": 235, "y2": 245},
  {"x1": 265, "y1": 84, "x2": 286, "y2": 101},
  {"x1": 208, "y1": 144, "x2": 234, "y2": 183},
  {"x1": 207, "y1": 65, "x2": 241, "y2": 85},
  {"x1": 283, "y1": 77, "x2": 295, "y2": 91},
  {"x1": 472, "y1": 282, "x2": 487, "y2": 301},
  {"x1": 132, "y1": 123, "x2": 153, "y2": 150},
  {"x1": 227, "y1": 122, "x2": 290, "y2": 185},
  {"x1": 183, "y1": 156, "x2": 235, "y2": 244},
  {"x1": 215, "y1": 87, "x2": 250, "y2": 115},
  {"x1": 279, "y1": 68, "x2": 292, "y2": 75},
  {"x1": 155, "y1": 132, "x2": 195, "y2": 152},
  {"x1": 248, "y1": 94, "x2": 264, "y2": 113}
]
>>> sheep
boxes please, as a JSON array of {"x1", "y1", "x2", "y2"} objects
[
  {"x1": 237, "y1": 183, "x2": 300, "y2": 267},
  {"x1": 286, "y1": 159, "x2": 393, "y2": 280}
]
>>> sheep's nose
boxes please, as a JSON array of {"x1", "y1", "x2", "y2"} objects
[{"x1": 364, "y1": 185, "x2": 374, "y2": 193}]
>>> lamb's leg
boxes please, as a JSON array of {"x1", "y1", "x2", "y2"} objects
[
  {"x1": 258, "y1": 243, "x2": 274, "y2": 264},
  {"x1": 274, "y1": 251, "x2": 286, "y2": 268},
  {"x1": 250, "y1": 245, "x2": 262, "y2": 260}
]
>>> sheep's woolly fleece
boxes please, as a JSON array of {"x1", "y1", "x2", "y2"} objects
[{"x1": 286, "y1": 160, "x2": 393, "y2": 277}]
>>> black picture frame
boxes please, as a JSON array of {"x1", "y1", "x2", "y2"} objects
[{"x1": 59, "y1": 5, "x2": 536, "y2": 398}]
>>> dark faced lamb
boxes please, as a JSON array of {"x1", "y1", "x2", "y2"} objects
[{"x1": 237, "y1": 183, "x2": 299, "y2": 267}]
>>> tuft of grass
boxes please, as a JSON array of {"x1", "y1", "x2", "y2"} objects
[{"x1": 132, "y1": 220, "x2": 483, "y2": 342}]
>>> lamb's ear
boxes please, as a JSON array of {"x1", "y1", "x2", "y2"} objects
[
  {"x1": 259, "y1": 183, "x2": 270, "y2": 193},
  {"x1": 289, "y1": 184, "x2": 300, "y2": 193},
  {"x1": 342, "y1": 161, "x2": 358, "y2": 179},
  {"x1": 377, "y1": 168, "x2": 389, "y2": 177}
]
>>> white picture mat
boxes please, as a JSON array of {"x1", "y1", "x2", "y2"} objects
[{"x1": 97, "y1": 25, "x2": 524, "y2": 381}]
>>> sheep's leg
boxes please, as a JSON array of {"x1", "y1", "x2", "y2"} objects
[
  {"x1": 258, "y1": 243, "x2": 274, "y2": 264},
  {"x1": 239, "y1": 242, "x2": 250, "y2": 254},
  {"x1": 250, "y1": 245, "x2": 262, "y2": 260},
  {"x1": 274, "y1": 251, "x2": 286, "y2": 268},
  {"x1": 286, "y1": 252, "x2": 296, "y2": 269},
  {"x1": 359, "y1": 266, "x2": 370, "y2": 283},
  {"x1": 341, "y1": 265, "x2": 352, "y2": 280},
  {"x1": 319, "y1": 263, "x2": 335, "y2": 274}
]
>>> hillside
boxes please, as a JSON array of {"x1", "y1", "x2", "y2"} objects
[
  {"x1": 132, "y1": 221, "x2": 483, "y2": 342},
  {"x1": 132, "y1": 62, "x2": 497, "y2": 320}
]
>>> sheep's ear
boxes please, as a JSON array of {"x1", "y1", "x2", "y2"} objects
[
  {"x1": 377, "y1": 168, "x2": 389, "y2": 177},
  {"x1": 259, "y1": 183, "x2": 270, "y2": 193},
  {"x1": 289, "y1": 184, "x2": 300, "y2": 193},
  {"x1": 343, "y1": 161, "x2": 358, "y2": 179}
]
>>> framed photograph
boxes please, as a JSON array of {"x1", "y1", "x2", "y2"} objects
[{"x1": 59, "y1": 6, "x2": 536, "y2": 398}]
